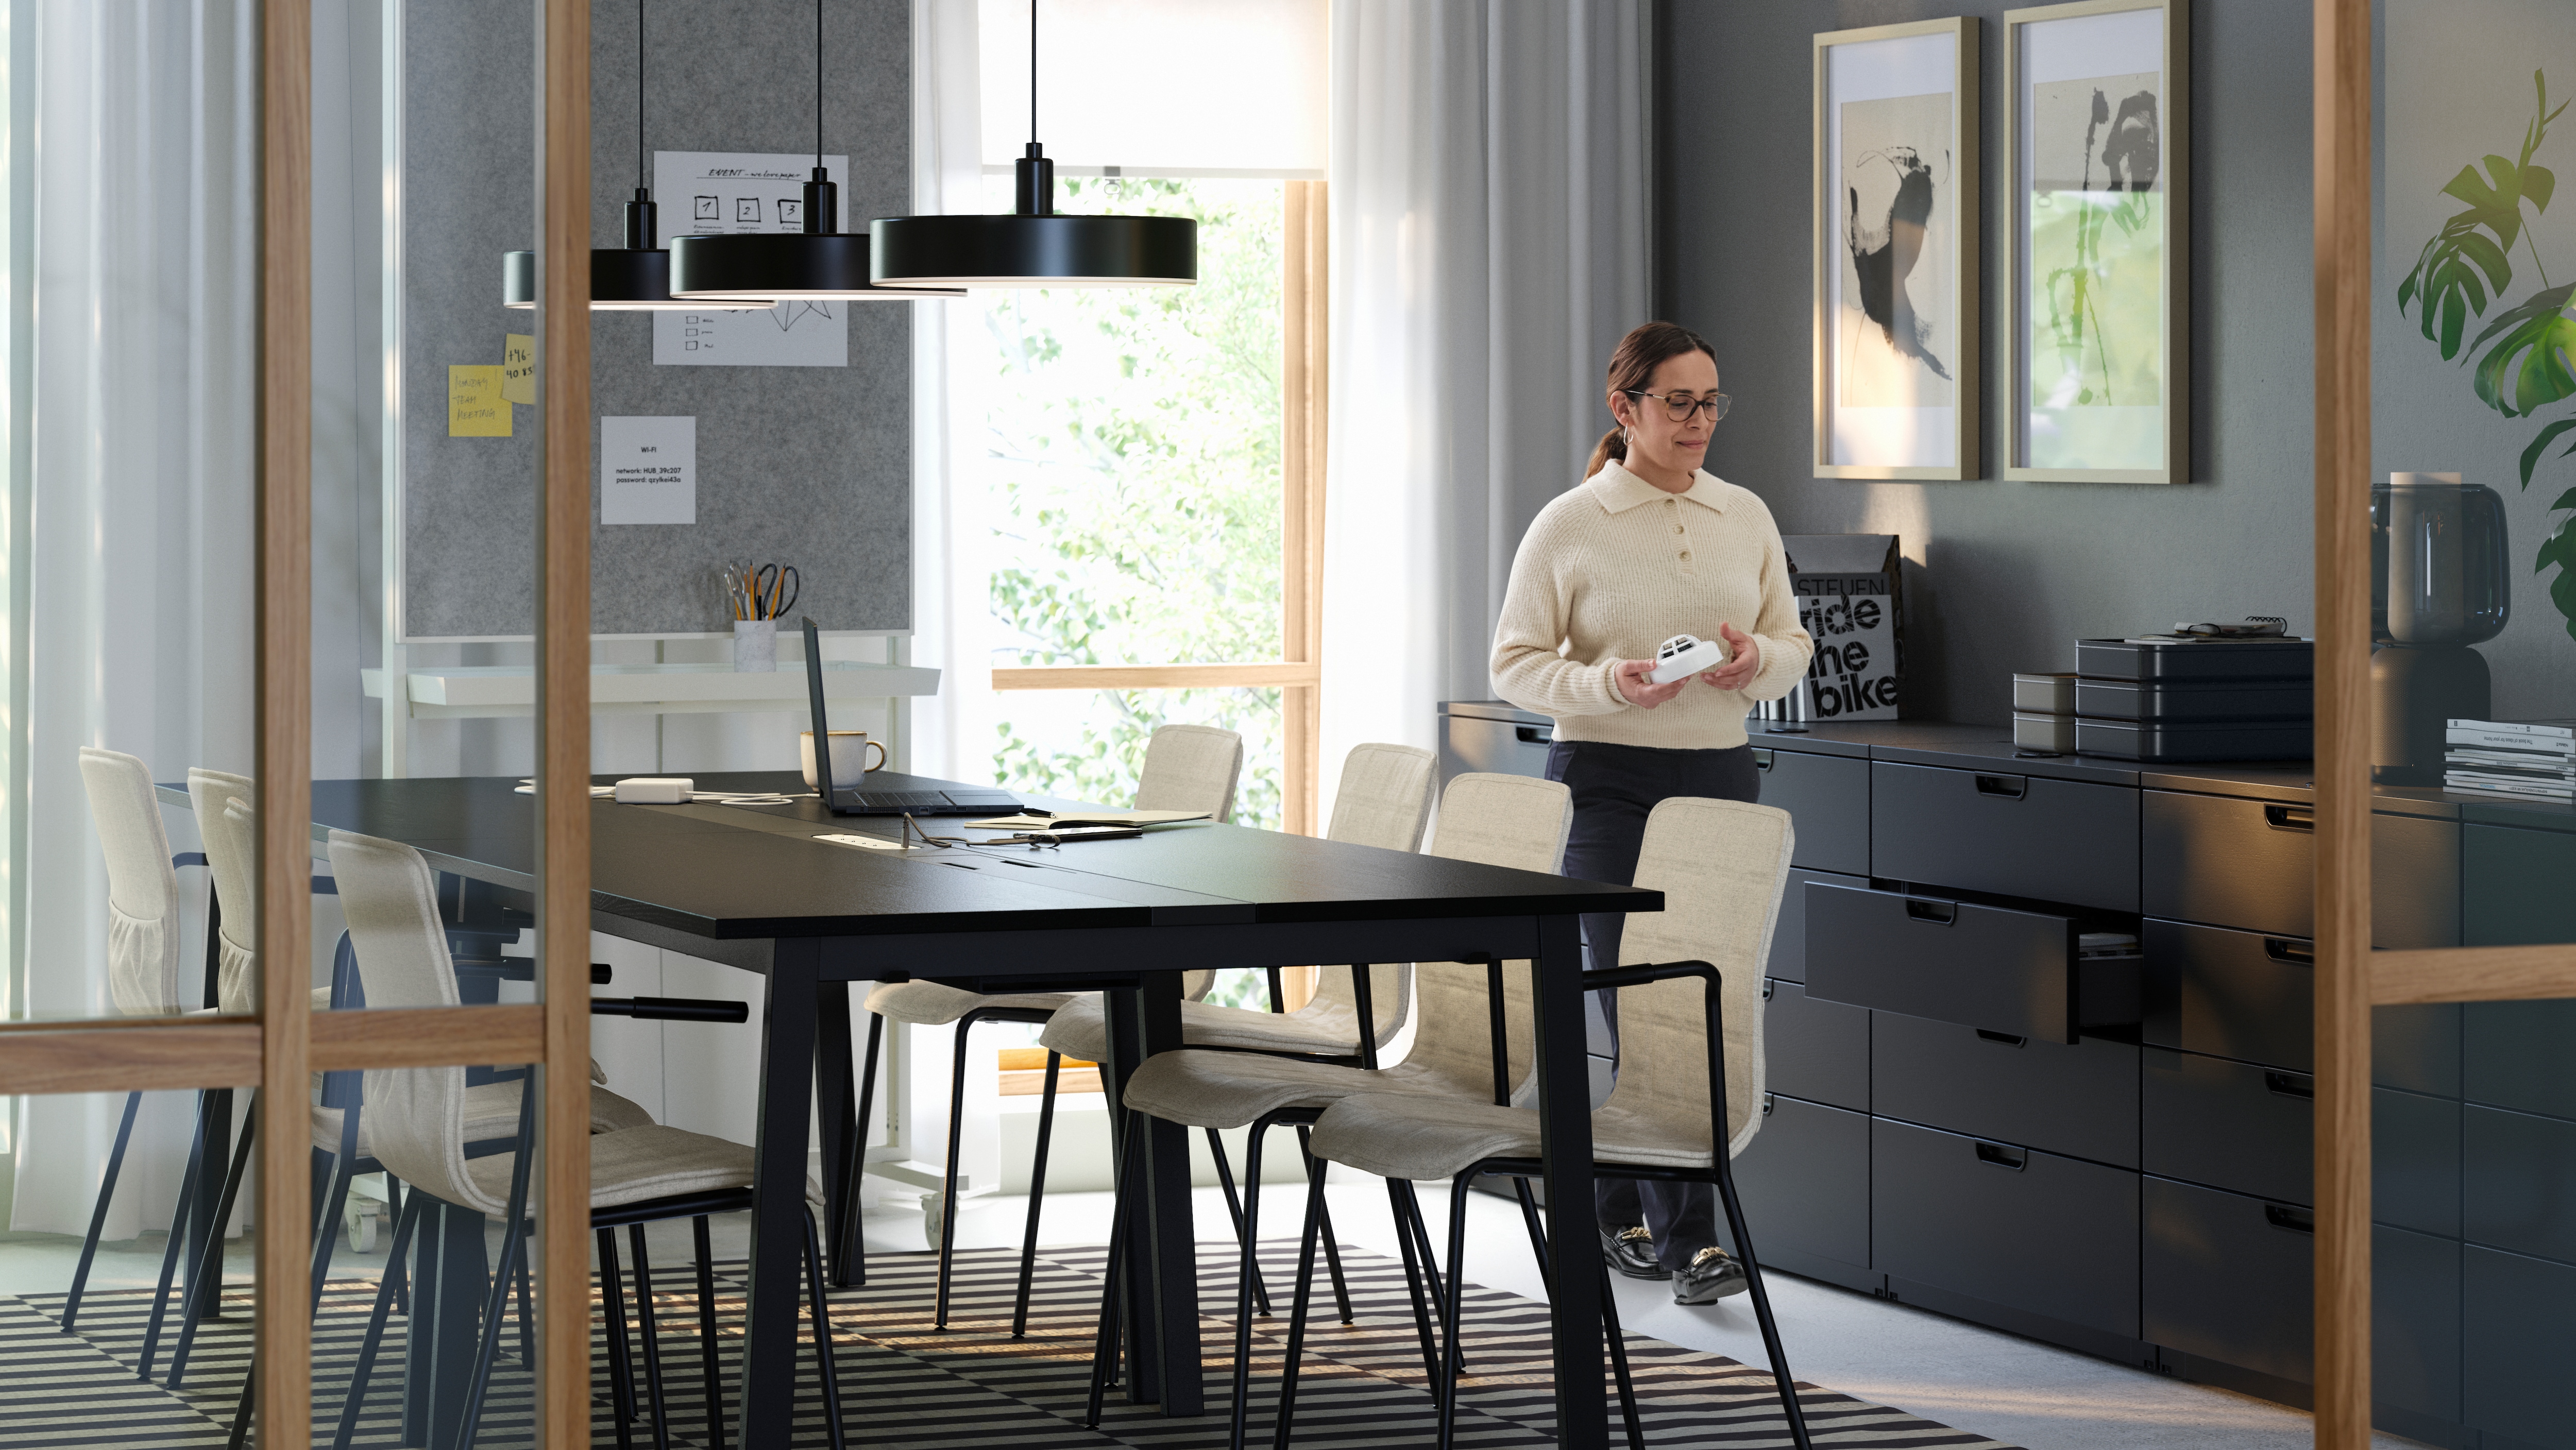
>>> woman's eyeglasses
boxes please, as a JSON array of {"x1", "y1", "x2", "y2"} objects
[{"x1": 1624, "y1": 389, "x2": 1731, "y2": 422}]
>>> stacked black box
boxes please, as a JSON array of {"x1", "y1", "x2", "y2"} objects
[{"x1": 2071, "y1": 639, "x2": 2315, "y2": 762}]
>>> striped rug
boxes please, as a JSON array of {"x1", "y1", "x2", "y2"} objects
[{"x1": 0, "y1": 1241, "x2": 2017, "y2": 1447}]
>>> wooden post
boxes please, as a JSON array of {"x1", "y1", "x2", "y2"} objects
[
  {"x1": 1281, "y1": 181, "x2": 1329, "y2": 833},
  {"x1": 254, "y1": 0, "x2": 315, "y2": 1440},
  {"x1": 535, "y1": 1, "x2": 595, "y2": 1443},
  {"x1": 2311, "y1": 0, "x2": 2372, "y2": 1443}
]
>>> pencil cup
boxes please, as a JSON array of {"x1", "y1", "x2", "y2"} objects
[{"x1": 733, "y1": 619, "x2": 778, "y2": 672}]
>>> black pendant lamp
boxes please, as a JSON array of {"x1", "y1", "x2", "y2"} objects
[
  {"x1": 503, "y1": 1, "x2": 758, "y2": 310},
  {"x1": 666, "y1": 0, "x2": 963, "y2": 302},
  {"x1": 867, "y1": 0, "x2": 1197, "y2": 288}
]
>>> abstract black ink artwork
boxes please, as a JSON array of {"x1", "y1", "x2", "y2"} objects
[
  {"x1": 1847, "y1": 146, "x2": 1951, "y2": 381},
  {"x1": 1838, "y1": 92, "x2": 1955, "y2": 407}
]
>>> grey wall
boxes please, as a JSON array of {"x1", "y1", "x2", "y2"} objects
[
  {"x1": 1653, "y1": 0, "x2": 2315, "y2": 724},
  {"x1": 400, "y1": 0, "x2": 912, "y2": 639}
]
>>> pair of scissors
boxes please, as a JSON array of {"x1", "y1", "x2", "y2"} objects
[{"x1": 754, "y1": 564, "x2": 800, "y2": 620}]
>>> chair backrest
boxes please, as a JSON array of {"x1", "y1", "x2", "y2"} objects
[
  {"x1": 327, "y1": 829, "x2": 505, "y2": 1215},
  {"x1": 188, "y1": 769, "x2": 259, "y2": 1015},
  {"x1": 1600, "y1": 797, "x2": 1793, "y2": 1160},
  {"x1": 1134, "y1": 724, "x2": 1244, "y2": 823},
  {"x1": 1398, "y1": 772, "x2": 1572, "y2": 1097},
  {"x1": 1309, "y1": 743, "x2": 1438, "y2": 1046},
  {"x1": 77, "y1": 747, "x2": 187, "y2": 1017}
]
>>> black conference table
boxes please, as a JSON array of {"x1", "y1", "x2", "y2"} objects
[{"x1": 192, "y1": 770, "x2": 1656, "y2": 1448}]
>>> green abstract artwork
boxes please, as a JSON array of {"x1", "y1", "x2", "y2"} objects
[{"x1": 2023, "y1": 71, "x2": 2167, "y2": 472}]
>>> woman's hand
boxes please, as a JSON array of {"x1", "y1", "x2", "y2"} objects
[
  {"x1": 1614, "y1": 659, "x2": 1689, "y2": 709},
  {"x1": 1698, "y1": 623, "x2": 1762, "y2": 692}
]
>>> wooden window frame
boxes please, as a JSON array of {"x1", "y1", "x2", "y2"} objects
[{"x1": 990, "y1": 180, "x2": 1331, "y2": 834}]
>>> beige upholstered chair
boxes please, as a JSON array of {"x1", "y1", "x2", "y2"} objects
[
  {"x1": 321, "y1": 830, "x2": 841, "y2": 1450},
  {"x1": 1096, "y1": 771, "x2": 1573, "y2": 1447},
  {"x1": 845, "y1": 723, "x2": 1243, "y2": 1333},
  {"x1": 1291, "y1": 797, "x2": 1808, "y2": 1450}
]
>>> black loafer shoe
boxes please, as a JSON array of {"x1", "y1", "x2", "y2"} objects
[
  {"x1": 1600, "y1": 1224, "x2": 1668, "y2": 1281},
  {"x1": 1672, "y1": 1246, "x2": 1749, "y2": 1304}
]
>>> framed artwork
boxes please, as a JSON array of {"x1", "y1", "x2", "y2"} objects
[
  {"x1": 2004, "y1": 0, "x2": 2189, "y2": 483},
  {"x1": 1812, "y1": 17, "x2": 1980, "y2": 482}
]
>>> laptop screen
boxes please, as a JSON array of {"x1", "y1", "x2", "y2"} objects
[{"x1": 801, "y1": 616, "x2": 833, "y2": 789}]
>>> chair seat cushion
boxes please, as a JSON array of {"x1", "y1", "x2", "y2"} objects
[
  {"x1": 1041, "y1": 995, "x2": 1369, "y2": 1064},
  {"x1": 1119, "y1": 1048, "x2": 1489, "y2": 1131},
  {"x1": 466, "y1": 1123, "x2": 822, "y2": 1210},
  {"x1": 314, "y1": 1081, "x2": 654, "y2": 1156},
  {"x1": 866, "y1": 980, "x2": 1080, "y2": 1025},
  {"x1": 1307, "y1": 1091, "x2": 1718, "y2": 1183}
]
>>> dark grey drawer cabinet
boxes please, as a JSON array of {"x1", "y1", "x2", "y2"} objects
[
  {"x1": 1806, "y1": 881, "x2": 2116, "y2": 1044},
  {"x1": 1725, "y1": 1094, "x2": 1870, "y2": 1282},
  {"x1": 2139, "y1": 1050, "x2": 2461, "y2": 1236},
  {"x1": 2464, "y1": 1104, "x2": 2576, "y2": 1265},
  {"x1": 1873, "y1": 1014, "x2": 2137, "y2": 1167},
  {"x1": 2465, "y1": 1244, "x2": 2576, "y2": 1446},
  {"x1": 1871, "y1": 1118, "x2": 2139, "y2": 1338},
  {"x1": 2463, "y1": 820, "x2": 2576, "y2": 947},
  {"x1": 1871, "y1": 762, "x2": 2139, "y2": 912},
  {"x1": 1754, "y1": 747, "x2": 1869, "y2": 875},
  {"x1": 2141, "y1": 793, "x2": 2460, "y2": 947},
  {"x1": 2140, "y1": 918, "x2": 2461, "y2": 1096},
  {"x1": 1764, "y1": 978, "x2": 1867, "y2": 1110},
  {"x1": 1437, "y1": 709, "x2": 1553, "y2": 784},
  {"x1": 1768, "y1": 867, "x2": 1866, "y2": 983},
  {"x1": 2464, "y1": 999, "x2": 2576, "y2": 1119},
  {"x1": 2142, "y1": 1178, "x2": 2460, "y2": 1421}
]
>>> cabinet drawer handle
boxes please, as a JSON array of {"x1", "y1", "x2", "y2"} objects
[
  {"x1": 1514, "y1": 725, "x2": 1554, "y2": 744},
  {"x1": 1752, "y1": 749, "x2": 1773, "y2": 772},
  {"x1": 2265, "y1": 1070, "x2": 2317, "y2": 1100},
  {"x1": 1974, "y1": 774, "x2": 2027, "y2": 799},
  {"x1": 1904, "y1": 899, "x2": 1958, "y2": 925},
  {"x1": 2264, "y1": 1204, "x2": 2316, "y2": 1234},
  {"x1": 1975, "y1": 1029, "x2": 2027, "y2": 1048},
  {"x1": 1974, "y1": 1141, "x2": 2027, "y2": 1171},
  {"x1": 2264, "y1": 937, "x2": 2315, "y2": 964},
  {"x1": 2263, "y1": 804, "x2": 2315, "y2": 832}
]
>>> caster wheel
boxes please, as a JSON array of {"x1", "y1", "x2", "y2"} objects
[
  {"x1": 920, "y1": 1190, "x2": 946, "y2": 1248},
  {"x1": 344, "y1": 1199, "x2": 379, "y2": 1254}
]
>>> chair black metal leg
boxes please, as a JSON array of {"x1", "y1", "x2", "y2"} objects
[
  {"x1": 330, "y1": 1190, "x2": 423, "y2": 1450},
  {"x1": 1226, "y1": 1119, "x2": 1272, "y2": 1450},
  {"x1": 1713, "y1": 1158, "x2": 1812, "y2": 1450},
  {"x1": 1264, "y1": 966, "x2": 1284, "y2": 1013},
  {"x1": 801, "y1": 1206, "x2": 851, "y2": 1450},
  {"x1": 62, "y1": 1089, "x2": 142, "y2": 1333},
  {"x1": 1385, "y1": 1179, "x2": 1443, "y2": 1387},
  {"x1": 1293, "y1": 1124, "x2": 1353, "y2": 1324},
  {"x1": 600, "y1": 1227, "x2": 639, "y2": 1449},
  {"x1": 1242, "y1": 1120, "x2": 1275, "y2": 1316},
  {"x1": 1209, "y1": 1125, "x2": 1250, "y2": 1251},
  {"x1": 1264, "y1": 1151, "x2": 1332, "y2": 1450},
  {"x1": 384, "y1": 1178, "x2": 411, "y2": 1318},
  {"x1": 1011, "y1": 1051, "x2": 1061, "y2": 1339},
  {"x1": 1083, "y1": 1113, "x2": 1142, "y2": 1430},
  {"x1": 138, "y1": 1094, "x2": 211, "y2": 1378},
  {"x1": 1394, "y1": 1179, "x2": 1460, "y2": 1374},
  {"x1": 1434, "y1": 1170, "x2": 1476, "y2": 1450},
  {"x1": 456, "y1": 1134, "x2": 538, "y2": 1450},
  {"x1": 630, "y1": 1225, "x2": 674, "y2": 1450},
  {"x1": 933, "y1": 1016, "x2": 974, "y2": 1330},
  {"x1": 168, "y1": 1093, "x2": 258, "y2": 1389},
  {"x1": 693, "y1": 1215, "x2": 727, "y2": 1450},
  {"x1": 1599, "y1": 1258, "x2": 1645, "y2": 1450},
  {"x1": 834, "y1": 1011, "x2": 884, "y2": 1289},
  {"x1": 1511, "y1": 1177, "x2": 1553, "y2": 1299},
  {"x1": 309, "y1": 1106, "x2": 363, "y2": 1314},
  {"x1": 516, "y1": 1238, "x2": 536, "y2": 1367}
]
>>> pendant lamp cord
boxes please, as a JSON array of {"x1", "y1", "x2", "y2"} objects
[
  {"x1": 1029, "y1": 0, "x2": 1039, "y2": 145},
  {"x1": 636, "y1": 0, "x2": 646, "y2": 191},
  {"x1": 817, "y1": 0, "x2": 826, "y2": 169}
]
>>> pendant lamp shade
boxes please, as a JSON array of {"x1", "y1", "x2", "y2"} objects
[
  {"x1": 667, "y1": 227, "x2": 963, "y2": 302},
  {"x1": 502, "y1": 205, "x2": 764, "y2": 311}
]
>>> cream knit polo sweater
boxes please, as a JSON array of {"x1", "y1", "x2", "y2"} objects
[{"x1": 1490, "y1": 459, "x2": 1815, "y2": 751}]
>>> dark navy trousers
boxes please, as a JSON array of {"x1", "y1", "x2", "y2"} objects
[{"x1": 1544, "y1": 737, "x2": 1760, "y2": 1272}]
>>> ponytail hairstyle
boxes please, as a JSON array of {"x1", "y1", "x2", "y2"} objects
[{"x1": 1584, "y1": 321, "x2": 1720, "y2": 479}]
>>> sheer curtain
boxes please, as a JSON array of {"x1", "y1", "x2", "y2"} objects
[
  {"x1": 1318, "y1": 0, "x2": 1651, "y2": 823},
  {"x1": 10, "y1": 0, "x2": 258, "y2": 1236}
]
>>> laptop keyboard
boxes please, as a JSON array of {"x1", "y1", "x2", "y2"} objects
[{"x1": 848, "y1": 791, "x2": 959, "y2": 809}]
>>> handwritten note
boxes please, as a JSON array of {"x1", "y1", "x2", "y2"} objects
[
  {"x1": 599, "y1": 415, "x2": 696, "y2": 524},
  {"x1": 500, "y1": 333, "x2": 536, "y2": 404},
  {"x1": 448, "y1": 365, "x2": 509, "y2": 437}
]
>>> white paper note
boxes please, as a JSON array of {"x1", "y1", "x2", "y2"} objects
[
  {"x1": 652, "y1": 150, "x2": 852, "y2": 368},
  {"x1": 599, "y1": 415, "x2": 697, "y2": 524}
]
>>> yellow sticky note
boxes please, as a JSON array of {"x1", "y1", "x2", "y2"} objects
[
  {"x1": 501, "y1": 333, "x2": 536, "y2": 405},
  {"x1": 449, "y1": 365, "x2": 510, "y2": 437}
]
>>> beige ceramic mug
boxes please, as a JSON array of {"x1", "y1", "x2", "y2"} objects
[{"x1": 800, "y1": 730, "x2": 887, "y2": 790}]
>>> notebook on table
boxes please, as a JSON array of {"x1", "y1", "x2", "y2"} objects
[{"x1": 799, "y1": 617, "x2": 1024, "y2": 816}]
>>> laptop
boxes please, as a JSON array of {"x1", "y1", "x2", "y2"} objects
[{"x1": 800, "y1": 618, "x2": 1026, "y2": 816}]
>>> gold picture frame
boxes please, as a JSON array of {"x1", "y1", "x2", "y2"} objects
[
  {"x1": 1812, "y1": 16, "x2": 1981, "y2": 482},
  {"x1": 2002, "y1": 0, "x2": 2190, "y2": 484}
]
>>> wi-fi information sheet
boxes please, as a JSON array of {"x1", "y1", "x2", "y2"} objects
[{"x1": 651, "y1": 150, "x2": 851, "y2": 368}]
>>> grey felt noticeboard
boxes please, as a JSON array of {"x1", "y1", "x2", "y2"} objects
[{"x1": 399, "y1": 0, "x2": 913, "y2": 639}]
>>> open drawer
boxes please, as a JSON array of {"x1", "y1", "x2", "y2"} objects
[{"x1": 1803, "y1": 880, "x2": 2138, "y2": 1044}]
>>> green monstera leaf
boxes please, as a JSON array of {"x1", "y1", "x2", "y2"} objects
[
  {"x1": 2469, "y1": 281, "x2": 2576, "y2": 416},
  {"x1": 2539, "y1": 507, "x2": 2576, "y2": 642},
  {"x1": 2398, "y1": 71, "x2": 2568, "y2": 360}
]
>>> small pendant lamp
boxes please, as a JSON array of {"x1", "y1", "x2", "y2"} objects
[
  {"x1": 867, "y1": 0, "x2": 1197, "y2": 288},
  {"x1": 503, "y1": 0, "x2": 763, "y2": 310},
  {"x1": 666, "y1": 0, "x2": 964, "y2": 302}
]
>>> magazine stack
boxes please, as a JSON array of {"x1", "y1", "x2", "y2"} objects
[{"x1": 2445, "y1": 719, "x2": 2576, "y2": 801}]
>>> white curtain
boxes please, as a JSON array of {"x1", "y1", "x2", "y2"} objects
[
  {"x1": 11, "y1": 0, "x2": 258, "y2": 1236},
  {"x1": 1318, "y1": 0, "x2": 1651, "y2": 823}
]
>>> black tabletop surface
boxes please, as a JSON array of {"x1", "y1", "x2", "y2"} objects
[{"x1": 165, "y1": 771, "x2": 1658, "y2": 942}]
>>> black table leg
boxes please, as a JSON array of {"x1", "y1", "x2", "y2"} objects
[
  {"x1": 738, "y1": 941, "x2": 823, "y2": 1450},
  {"x1": 1134, "y1": 969, "x2": 1201, "y2": 1417},
  {"x1": 1531, "y1": 915, "x2": 1603, "y2": 1450},
  {"x1": 1100, "y1": 985, "x2": 1158, "y2": 1405},
  {"x1": 815, "y1": 980, "x2": 858, "y2": 1283},
  {"x1": 184, "y1": 1088, "x2": 230, "y2": 1329},
  {"x1": 400, "y1": 1197, "x2": 487, "y2": 1450}
]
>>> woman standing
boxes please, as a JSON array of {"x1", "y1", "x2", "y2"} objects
[{"x1": 1489, "y1": 321, "x2": 1814, "y2": 1305}]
